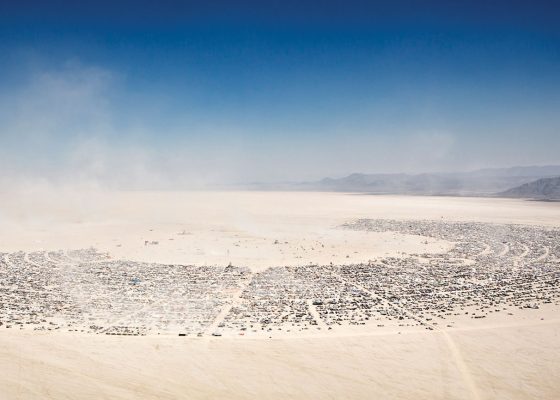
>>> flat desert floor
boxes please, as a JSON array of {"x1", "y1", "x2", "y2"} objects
[{"x1": 1, "y1": 191, "x2": 560, "y2": 399}]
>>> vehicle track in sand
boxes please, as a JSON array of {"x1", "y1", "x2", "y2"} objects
[{"x1": 331, "y1": 269, "x2": 481, "y2": 400}]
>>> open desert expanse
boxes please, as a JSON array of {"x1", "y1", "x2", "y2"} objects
[
  {"x1": 1, "y1": 190, "x2": 559, "y2": 269},
  {"x1": 3, "y1": 1, "x2": 560, "y2": 398},
  {"x1": 1, "y1": 191, "x2": 560, "y2": 399}
]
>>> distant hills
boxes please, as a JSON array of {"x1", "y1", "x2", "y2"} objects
[
  {"x1": 499, "y1": 176, "x2": 560, "y2": 200},
  {"x1": 244, "y1": 165, "x2": 560, "y2": 198}
]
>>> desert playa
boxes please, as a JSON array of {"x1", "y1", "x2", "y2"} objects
[
  {"x1": 2, "y1": 1, "x2": 560, "y2": 398},
  {"x1": 1, "y1": 191, "x2": 560, "y2": 399},
  {"x1": 1, "y1": 190, "x2": 559, "y2": 268}
]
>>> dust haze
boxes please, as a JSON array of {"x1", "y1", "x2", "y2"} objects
[
  {"x1": 2, "y1": 60, "x2": 560, "y2": 400},
  {"x1": 2, "y1": 61, "x2": 559, "y2": 197}
]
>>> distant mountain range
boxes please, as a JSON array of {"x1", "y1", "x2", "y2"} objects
[
  {"x1": 499, "y1": 176, "x2": 560, "y2": 200},
  {"x1": 244, "y1": 165, "x2": 560, "y2": 198}
]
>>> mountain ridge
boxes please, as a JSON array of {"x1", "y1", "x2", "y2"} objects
[
  {"x1": 243, "y1": 165, "x2": 560, "y2": 196},
  {"x1": 499, "y1": 176, "x2": 560, "y2": 199}
]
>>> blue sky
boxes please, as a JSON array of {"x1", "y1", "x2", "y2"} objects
[{"x1": 0, "y1": 1, "x2": 559, "y2": 187}]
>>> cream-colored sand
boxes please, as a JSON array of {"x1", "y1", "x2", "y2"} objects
[
  {"x1": 2, "y1": 319, "x2": 559, "y2": 400},
  {"x1": 1, "y1": 191, "x2": 560, "y2": 399},
  {"x1": 1, "y1": 191, "x2": 559, "y2": 270}
]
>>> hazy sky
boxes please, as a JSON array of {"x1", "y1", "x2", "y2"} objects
[{"x1": 1, "y1": 1, "x2": 559, "y2": 187}]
